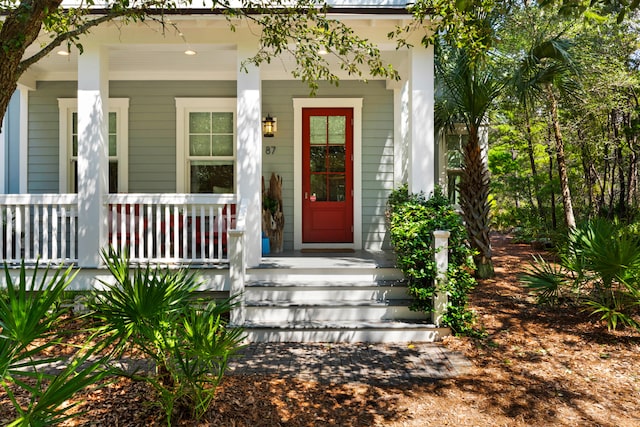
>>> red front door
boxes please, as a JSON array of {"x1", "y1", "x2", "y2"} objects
[{"x1": 302, "y1": 108, "x2": 354, "y2": 243}]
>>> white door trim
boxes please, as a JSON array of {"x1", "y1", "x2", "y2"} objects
[{"x1": 293, "y1": 98, "x2": 363, "y2": 250}]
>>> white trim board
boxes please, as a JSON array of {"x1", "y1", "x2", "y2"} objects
[
  {"x1": 292, "y1": 98, "x2": 363, "y2": 250},
  {"x1": 174, "y1": 97, "x2": 237, "y2": 193},
  {"x1": 0, "y1": 113, "x2": 5, "y2": 193}
]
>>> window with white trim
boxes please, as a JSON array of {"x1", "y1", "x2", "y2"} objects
[
  {"x1": 175, "y1": 98, "x2": 236, "y2": 193},
  {"x1": 58, "y1": 98, "x2": 129, "y2": 193},
  {"x1": 445, "y1": 133, "x2": 467, "y2": 206}
]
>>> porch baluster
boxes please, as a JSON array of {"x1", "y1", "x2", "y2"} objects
[
  {"x1": 24, "y1": 205, "x2": 31, "y2": 260},
  {"x1": 70, "y1": 206, "x2": 76, "y2": 261},
  {"x1": 34, "y1": 206, "x2": 40, "y2": 260},
  {"x1": 146, "y1": 205, "x2": 153, "y2": 259},
  {"x1": 6, "y1": 207, "x2": 13, "y2": 260},
  {"x1": 60, "y1": 206, "x2": 66, "y2": 260},
  {"x1": 51, "y1": 206, "x2": 58, "y2": 260},
  {"x1": 43, "y1": 206, "x2": 50, "y2": 260}
]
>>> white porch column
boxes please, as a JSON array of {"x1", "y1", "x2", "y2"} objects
[
  {"x1": 236, "y1": 37, "x2": 262, "y2": 266},
  {"x1": 408, "y1": 44, "x2": 435, "y2": 195},
  {"x1": 77, "y1": 43, "x2": 109, "y2": 267},
  {"x1": 390, "y1": 79, "x2": 410, "y2": 186},
  {"x1": 18, "y1": 86, "x2": 29, "y2": 194}
]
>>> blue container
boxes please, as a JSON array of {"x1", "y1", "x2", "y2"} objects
[{"x1": 262, "y1": 236, "x2": 270, "y2": 256}]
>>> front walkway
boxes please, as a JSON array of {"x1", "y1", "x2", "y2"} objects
[{"x1": 227, "y1": 342, "x2": 472, "y2": 385}]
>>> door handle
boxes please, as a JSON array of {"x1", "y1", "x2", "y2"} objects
[{"x1": 305, "y1": 192, "x2": 308, "y2": 199}]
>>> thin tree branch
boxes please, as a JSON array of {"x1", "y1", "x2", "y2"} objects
[{"x1": 18, "y1": 10, "x2": 143, "y2": 72}]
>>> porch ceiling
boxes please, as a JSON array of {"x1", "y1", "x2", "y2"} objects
[{"x1": 20, "y1": 17, "x2": 410, "y2": 84}]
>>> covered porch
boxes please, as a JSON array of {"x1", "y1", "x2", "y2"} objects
[
  {"x1": 1, "y1": 14, "x2": 438, "y2": 270},
  {"x1": 0, "y1": 12, "x2": 450, "y2": 341}
]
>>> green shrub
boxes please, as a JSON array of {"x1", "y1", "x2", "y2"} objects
[
  {"x1": 90, "y1": 249, "x2": 245, "y2": 425},
  {"x1": 522, "y1": 219, "x2": 640, "y2": 331},
  {"x1": 0, "y1": 261, "x2": 110, "y2": 426},
  {"x1": 387, "y1": 185, "x2": 480, "y2": 336}
]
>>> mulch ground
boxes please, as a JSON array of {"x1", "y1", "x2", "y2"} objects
[{"x1": 2, "y1": 233, "x2": 639, "y2": 426}]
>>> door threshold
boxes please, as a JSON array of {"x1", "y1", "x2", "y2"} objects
[{"x1": 300, "y1": 248, "x2": 356, "y2": 253}]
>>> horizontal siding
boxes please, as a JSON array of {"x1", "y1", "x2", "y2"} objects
[
  {"x1": 28, "y1": 79, "x2": 395, "y2": 250},
  {"x1": 263, "y1": 80, "x2": 394, "y2": 251},
  {"x1": 111, "y1": 81, "x2": 236, "y2": 193},
  {"x1": 28, "y1": 81, "x2": 76, "y2": 193}
]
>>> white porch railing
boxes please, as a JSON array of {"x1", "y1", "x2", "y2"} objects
[
  {"x1": 0, "y1": 193, "x2": 237, "y2": 265},
  {"x1": 0, "y1": 194, "x2": 79, "y2": 264},
  {"x1": 106, "y1": 194, "x2": 237, "y2": 264}
]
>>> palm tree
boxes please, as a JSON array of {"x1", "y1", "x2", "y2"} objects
[
  {"x1": 436, "y1": 46, "x2": 502, "y2": 278},
  {"x1": 511, "y1": 36, "x2": 581, "y2": 229}
]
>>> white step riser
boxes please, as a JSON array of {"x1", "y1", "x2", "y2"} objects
[
  {"x1": 245, "y1": 306, "x2": 426, "y2": 323},
  {"x1": 244, "y1": 328, "x2": 449, "y2": 343},
  {"x1": 245, "y1": 287, "x2": 408, "y2": 302},
  {"x1": 246, "y1": 270, "x2": 404, "y2": 283}
]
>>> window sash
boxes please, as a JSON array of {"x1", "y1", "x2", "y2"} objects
[{"x1": 58, "y1": 98, "x2": 128, "y2": 193}]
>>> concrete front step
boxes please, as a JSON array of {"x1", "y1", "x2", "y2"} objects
[
  {"x1": 244, "y1": 300, "x2": 425, "y2": 323},
  {"x1": 244, "y1": 282, "x2": 409, "y2": 302},
  {"x1": 242, "y1": 321, "x2": 450, "y2": 343},
  {"x1": 246, "y1": 267, "x2": 404, "y2": 283},
  {"x1": 241, "y1": 255, "x2": 446, "y2": 343}
]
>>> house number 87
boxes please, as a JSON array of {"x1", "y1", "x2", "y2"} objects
[{"x1": 265, "y1": 146, "x2": 276, "y2": 155}]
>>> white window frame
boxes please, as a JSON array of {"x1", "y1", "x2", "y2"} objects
[
  {"x1": 175, "y1": 98, "x2": 237, "y2": 193},
  {"x1": 439, "y1": 124, "x2": 467, "y2": 208},
  {"x1": 58, "y1": 98, "x2": 129, "y2": 193}
]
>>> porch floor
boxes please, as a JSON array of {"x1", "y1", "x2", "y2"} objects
[{"x1": 257, "y1": 249, "x2": 397, "y2": 269}]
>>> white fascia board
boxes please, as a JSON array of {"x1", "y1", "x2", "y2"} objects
[{"x1": 58, "y1": 0, "x2": 411, "y2": 13}]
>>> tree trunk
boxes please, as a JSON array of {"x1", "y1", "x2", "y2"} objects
[
  {"x1": 626, "y1": 117, "x2": 638, "y2": 213},
  {"x1": 459, "y1": 124, "x2": 494, "y2": 278},
  {"x1": 523, "y1": 107, "x2": 545, "y2": 220},
  {"x1": 578, "y1": 133, "x2": 594, "y2": 220},
  {"x1": 545, "y1": 83, "x2": 576, "y2": 229},
  {"x1": 0, "y1": 0, "x2": 63, "y2": 130},
  {"x1": 599, "y1": 140, "x2": 607, "y2": 216},
  {"x1": 547, "y1": 127, "x2": 557, "y2": 229}
]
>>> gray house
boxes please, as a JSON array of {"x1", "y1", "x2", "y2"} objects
[{"x1": 0, "y1": 1, "x2": 455, "y2": 342}]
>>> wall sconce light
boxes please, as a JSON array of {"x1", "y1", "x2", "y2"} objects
[{"x1": 263, "y1": 115, "x2": 277, "y2": 137}]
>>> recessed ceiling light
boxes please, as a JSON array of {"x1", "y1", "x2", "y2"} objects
[
  {"x1": 184, "y1": 49, "x2": 197, "y2": 56},
  {"x1": 57, "y1": 50, "x2": 70, "y2": 56}
]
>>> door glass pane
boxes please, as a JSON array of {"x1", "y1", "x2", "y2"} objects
[
  {"x1": 328, "y1": 146, "x2": 345, "y2": 172},
  {"x1": 108, "y1": 112, "x2": 117, "y2": 134},
  {"x1": 190, "y1": 161, "x2": 234, "y2": 194},
  {"x1": 190, "y1": 135, "x2": 210, "y2": 156},
  {"x1": 71, "y1": 160, "x2": 78, "y2": 193},
  {"x1": 189, "y1": 112, "x2": 211, "y2": 133},
  {"x1": 72, "y1": 113, "x2": 78, "y2": 156},
  {"x1": 328, "y1": 175, "x2": 346, "y2": 201},
  {"x1": 310, "y1": 146, "x2": 326, "y2": 172},
  {"x1": 212, "y1": 113, "x2": 233, "y2": 133},
  {"x1": 108, "y1": 113, "x2": 117, "y2": 156},
  {"x1": 310, "y1": 174, "x2": 327, "y2": 201},
  {"x1": 310, "y1": 116, "x2": 327, "y2": 145},
  {"x1": 109, "y1": 161, "x2": 118, "y2": 193},
  {"x1": 109, "y1": 135, "x2": 117, "y2": 157},
  {"x1": 328, "y1": 116, "x2": 346, "y2": 145},
  {"x1": 211, "y1": 135, "x2": 234, "y2": 156}
]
